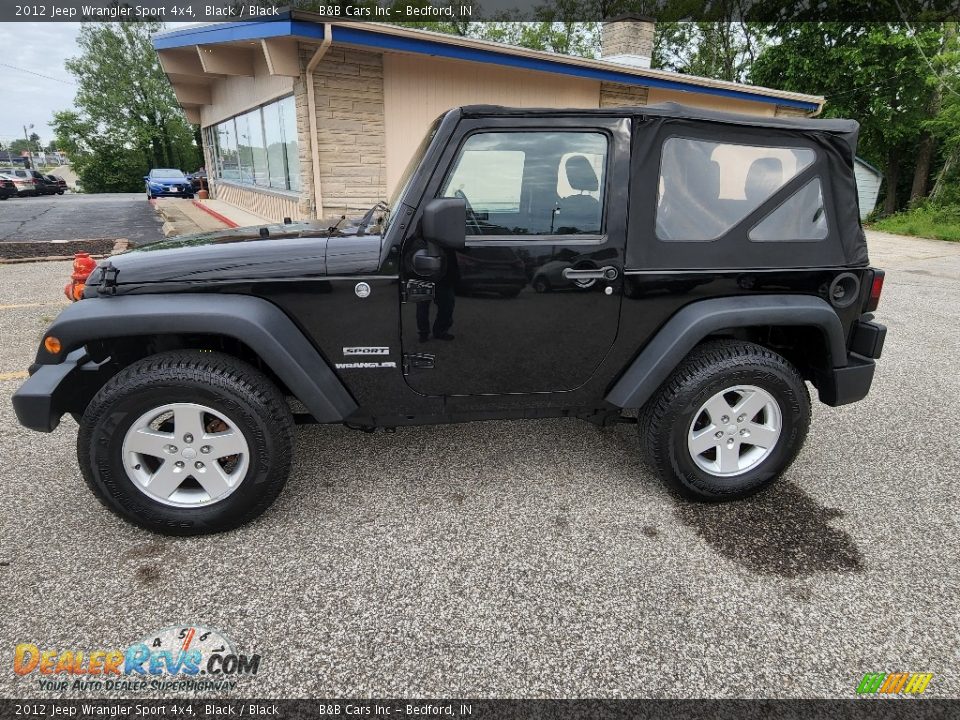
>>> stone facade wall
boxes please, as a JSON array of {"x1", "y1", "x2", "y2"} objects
[
  {"x1": 296, "y1": 44, "x2": 387, "y2": 219},
  {"x1": 599, "y1": 82, "x2": 649, "y2": 108}
]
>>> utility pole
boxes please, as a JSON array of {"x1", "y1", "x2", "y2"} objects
[{"x1": 23, "y1": 123, "x2": 34, "y2": 169}]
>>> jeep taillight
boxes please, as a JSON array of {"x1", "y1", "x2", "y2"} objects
[{"x1": 865, "y1": 270, "x2": 884, "y2": 312}]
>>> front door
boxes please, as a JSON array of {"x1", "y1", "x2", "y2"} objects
[{"x1": 400, "y1": 118, "x2": 631, "y2": 396}]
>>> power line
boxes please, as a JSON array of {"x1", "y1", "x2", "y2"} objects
[
  {"x1": 823, "y1": 74, "x2": 906, "y2": 100},
  {"x1": 891, "y1": 1, "x2": 960, "y2": 99},
  {"x1": 0, "y1": 62, "x2": 76, "y2": 86}
]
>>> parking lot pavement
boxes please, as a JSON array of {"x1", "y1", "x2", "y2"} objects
[
  {"x1": 0, "y1": 231, "x2": 958, "y2": 699},
  {"x1": 0, "y1": 193, "x2": 164, "y2": 244}
]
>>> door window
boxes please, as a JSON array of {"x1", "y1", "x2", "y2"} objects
[
  {"x1": 440, "y1": 131, "x2": 608, "y2": 236},
  {"x1": 656, "y1": 137, "x2": 815, "y2": 241}
]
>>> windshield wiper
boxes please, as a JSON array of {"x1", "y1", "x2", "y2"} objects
[{"x1": 356, "y1": 201, "x2": 389, "y2": 235}]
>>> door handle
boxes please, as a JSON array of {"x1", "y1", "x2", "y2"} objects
[{"x1": 562, "y1": 266, "x2": 618, "y2": 281}]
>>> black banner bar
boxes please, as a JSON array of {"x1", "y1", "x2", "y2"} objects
[
  {"x1": 0, "y1": 0, "x2": 958, "y2": 23},
  {"x1": 1, "y1": 699, "x2": 957, "y2": 720}
]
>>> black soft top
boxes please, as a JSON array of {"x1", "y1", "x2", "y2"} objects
[{"x1": 460, "y1": 102, "x2": 868, "y2": 268}]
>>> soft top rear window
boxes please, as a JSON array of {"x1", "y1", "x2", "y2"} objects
[{"x1": 656, "y1": 137, "x2": 815, "y2": 242}]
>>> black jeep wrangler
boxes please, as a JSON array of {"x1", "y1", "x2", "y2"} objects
[{"x1": 12, "y1": 103, "x2": 886, "y2": 535}]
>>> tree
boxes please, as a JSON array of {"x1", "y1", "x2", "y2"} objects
[
  {"x1": 54, "y1": 21, "x2": 200, "y2": 192},
  {"x1": 653, "y1": 21, "x2": 766, "y2": 82},
  {"x1": 52, "y1": 109, "x2": 150, "y2": 192},
  {"x1": 6, "y1": 138, "x2": 37, "y2": 154},
  {"x1": 752, "y1": 23, "x2": 944, "y2": 215}
]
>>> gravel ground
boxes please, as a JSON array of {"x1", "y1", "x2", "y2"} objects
[
  {"x1": 0, "y1": 193, "x2": 164, "y2": 245},
  {"x1": 0, "y1": 231, "x2": 957, "y2": 700}
]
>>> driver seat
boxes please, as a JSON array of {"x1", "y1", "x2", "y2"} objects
[{"x1": 556, "y1": 156, "x2": 601, "y2": 233}]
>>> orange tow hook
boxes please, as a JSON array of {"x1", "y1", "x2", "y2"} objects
[{"x1": 64, "y1": 252, "x2": 97, "y2": 302}]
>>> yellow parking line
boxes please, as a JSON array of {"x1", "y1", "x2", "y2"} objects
[
  {"x1": 0, "y1": 302, "x2": 68, "y2": 311},
  {"x1": 0, "y1": 370, "x2": 28, "y2": 381}
]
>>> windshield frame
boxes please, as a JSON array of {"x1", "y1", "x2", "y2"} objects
[{"x1": 383, "y1": 115, "x2": 446, "y2": 232}]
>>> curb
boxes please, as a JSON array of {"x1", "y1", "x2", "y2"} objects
[
  {"x1": 0, "y1": 238, "x2": 130, "y2": 265},
  {"x1": 191, "y1": 199, "x2": 239, "y2": 228}
]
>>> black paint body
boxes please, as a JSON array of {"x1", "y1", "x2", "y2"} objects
[{"x1": 19, "y1": 104, "x2": 883, "y2": 431}]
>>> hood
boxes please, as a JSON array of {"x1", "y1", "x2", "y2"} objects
[
  {"x1": 84, "y1": 220, "x2": 383, "y2": 289},
  {"x1": 147, "y1": 176, "x2": 190, "y2": 187}
]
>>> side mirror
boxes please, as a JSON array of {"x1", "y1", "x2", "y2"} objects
[
  {"x1": 422, "y1": 198, "x2": 466, "y2": 249},
  {"x1": 143, "y1": 176, "x2": 149, "y2": 182}
]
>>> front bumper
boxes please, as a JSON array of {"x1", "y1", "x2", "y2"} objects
[
  {"x1": 816, "y1": 319, "x2": 887, "y2": 407},
  {"x1": 12, "y1": 349, "x2": 88, "y2": 432},
  {"x1": 149, "y1": 185, "x2": 192, "y2": 197}
]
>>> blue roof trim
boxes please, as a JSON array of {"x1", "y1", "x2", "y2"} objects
[
  {"x1": 153, "y1": 16, "x2": 324, "y2": 50},
  {"x1": 154, "y1": 20, "x2": 817, "y2": 111}
]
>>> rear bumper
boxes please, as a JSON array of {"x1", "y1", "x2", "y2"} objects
[
  {"x1": 816, "y1": 320, "x2": 886, "y2": 407},
  {"x1": 11, "y1": 349, "x2": 87, "y2": 432}
]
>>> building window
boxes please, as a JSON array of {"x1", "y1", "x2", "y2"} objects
[{"x1": 206, "y1": 96, "x2": 301, "y2": 193}]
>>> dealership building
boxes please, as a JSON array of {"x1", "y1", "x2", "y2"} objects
[{"x1": 153, "y1": 13, "x2": 824, "y2": 223}]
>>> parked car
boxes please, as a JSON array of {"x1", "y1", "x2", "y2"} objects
[
  {"x1": 144, "y1": 168, "x2": 194, "y2": 199},
  {"x1": 0, "y1": 168, "x2": 36, "y2": 196},
  {"x1": 13, "y1": 103, "x2": 886, "y2": 536},
  {"x1": 0, "y1": 175, "x2": 16, "y2": 200},
  {"x1": 188, "y1": 168, "x2": 207, "y2": 192},
  {"x1": 29, "y1": 170, "x2": 59, "y2": 195},
  {"x1": 43, "y1": 174, "x2": 67, "y2": 195}
]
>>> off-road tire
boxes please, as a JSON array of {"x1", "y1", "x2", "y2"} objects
[
  {"x1": 639, "y1": 339, "x2": 810, "y2": 501},
  {"x1": 78, "y1": 351, "x2": 295, "y2": 535}
]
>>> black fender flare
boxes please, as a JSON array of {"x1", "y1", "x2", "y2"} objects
[
  {"x1": 37, "y1": 294, "x2": 358, "y2": 422},
  {"x1": 605, "y1": 294, "x2": 846, "y2": 409}
]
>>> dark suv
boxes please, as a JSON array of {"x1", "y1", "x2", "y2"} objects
[{"x1": 12, "y1": 103, "x2": 886, "y2": 535}]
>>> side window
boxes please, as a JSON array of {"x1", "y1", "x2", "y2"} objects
[
  {"x1": 444, "y1": 148, "x2": 525, "y2": 215},
  {"x1": 656, "y1": 137, "x2": 815, "y2": 242},
  {"x1": 750, "y1": 178, "x2": 828, "y2": 242},
  {"x1": 440, "y1": 131, "x2": 608, "y2": 236}
]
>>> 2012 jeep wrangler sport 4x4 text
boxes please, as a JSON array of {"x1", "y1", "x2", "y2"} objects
[{"x1": 13, "y1": 103, "x2": 886, "y2": 535}]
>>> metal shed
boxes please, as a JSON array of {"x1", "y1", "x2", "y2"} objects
[{"x1": 854, "y1": 157, "x2": 883, "y2": 219}]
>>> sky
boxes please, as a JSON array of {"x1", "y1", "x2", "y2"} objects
[{"x1": 0, "y1": 22, "x2": 81, "y2": 147}]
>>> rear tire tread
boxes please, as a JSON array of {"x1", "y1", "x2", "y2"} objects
[{"x1": 638, "y1": 339, "x2": 810, "y2": 501}]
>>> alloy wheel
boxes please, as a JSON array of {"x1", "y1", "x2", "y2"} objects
[
  {"x1": 687, "y1": 385, "x2": 782, "y2": 477},
  {"x1": 121, "y1": 402, "x2": 250, "y2": 507}
]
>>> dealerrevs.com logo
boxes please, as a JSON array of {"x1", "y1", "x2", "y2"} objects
[
  {"x1": 13, "y1": 625, "x2": 261, "y2": 692},
  {"x1": 856, "y1": 672, "x2": 934, "y2": 696}
]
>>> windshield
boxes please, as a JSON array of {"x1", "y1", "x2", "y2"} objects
[{"x1": 151, "y1": 169, "x2": 186, "y2": 179}]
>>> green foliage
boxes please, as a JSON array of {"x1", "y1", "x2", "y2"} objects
[
  {"x1": 52, "y1": 110, "x2": 149, "y2": 193},
  {"x1": 751, "y1": 23, "x2": 960, "y2": 214},
  {"x1": 54, "y1": 22, "x2": 201, "y2": 194},
  {"x1": 871, "y1": 203, "x2": 960, "y2": 241},
  {"x1": 5, "y1": 138, "x2": 37, "y2": 154},
  {"x1": 752, "y1": 24, "x2": 939, "y2": 166},
  {"x1": 654, "y1": 22, "x2": 766, "y2": 82}
]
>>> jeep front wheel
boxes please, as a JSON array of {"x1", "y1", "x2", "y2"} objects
[
  {"x1": 78, "y1": 351, "x2": 294, "y2": 535},
  {"x1": 639, "y1": 340, "x2": 810, "y2": 501}
]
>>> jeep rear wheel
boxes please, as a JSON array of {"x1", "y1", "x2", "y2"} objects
[
  {"x1": 78, "y1": 351, "x2": 294, "y2": 535},
  {"x1": 639, "y1": 340, "x2": 810, "y2": 501}
]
